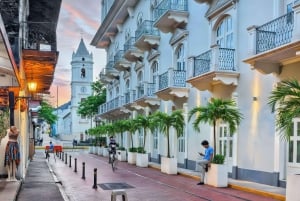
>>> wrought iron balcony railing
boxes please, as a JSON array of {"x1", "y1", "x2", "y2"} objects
[
  {"x1": 124, "y1": 37, "x2": 136, "y2": 52},
  {"x1": 135, "y1": 20, "x2": 160, "y2": 40},
  {"x1": 158, "y1": 69, "x2": 186, "y2": 90},
  {"x1": 256, "y1": 11, "x2": 294, "y2": 54},
  {"x1": 193, "y1": 48, "x2": 235, "y2": 77},
  {"x1": 154, "y1": 0, "x2": 188, "y2": 22},
  {"x1": 99, "y1": 95, "x2": 124, "y2": 114}
]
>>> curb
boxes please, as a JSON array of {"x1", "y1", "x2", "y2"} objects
[{"x1": 149, "y1": 164, "x2": 285, "y2": 201}]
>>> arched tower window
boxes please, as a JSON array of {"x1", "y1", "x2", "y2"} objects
[
  {"x1": 81, "y1": 64, "x2": 86, "y2": 78},
  {"x1": 176, "y1": 44, "x2": 185, "y2": 71},
  {"x1": 216, "y1": 16, "x2": 233, "y2": 48}
]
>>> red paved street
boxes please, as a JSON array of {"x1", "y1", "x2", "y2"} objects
[{"x1": 49, "y1": 150, "x2": 279, "y2": 201}]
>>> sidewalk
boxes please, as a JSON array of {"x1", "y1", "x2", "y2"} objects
[{"x1": 0, "y1": 150, "x2": 286, "y2": 201}]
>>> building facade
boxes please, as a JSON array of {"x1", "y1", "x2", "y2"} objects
[
  {"x1": 91, "y1": 0, "x2": 300, "y2": 187},
  {"x1": 56, "y1": 39, "x2": 94, "y2": 141}
]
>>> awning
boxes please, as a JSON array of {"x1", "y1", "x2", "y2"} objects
[{"x1": 0, "y1": 14, "x2": 20, "y2": 87}]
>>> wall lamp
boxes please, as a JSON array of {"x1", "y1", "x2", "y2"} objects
[{"x1": 253, "y1": 97, "x2": 258, "y2": 101}]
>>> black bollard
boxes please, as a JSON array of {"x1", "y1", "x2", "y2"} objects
[
  {"x1": 92, "y1": 168, "x2": 97, "y2": 189},
  {"x1": 65, "y1": 153, "x2": 68, "y2": 164},
  {"x1": 82, "y1": 162, "x2": 86, "y2": 180},
  {"x1": 59, "y1": 152, "x2": 61, "y2": 159},
  {"x1": 74, "y1": 158, "x2": 77, "y2": 173},
  {"x1": 69, "y1": 155, "x2": 72, "y2": 168},
  {"x1": 62, "y1": 152, "x2": 64, "y2": 161}
]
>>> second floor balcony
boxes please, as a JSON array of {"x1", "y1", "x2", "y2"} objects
[
  {"x1": 99, "y1": 70, "x2": 113, "y2": 84},
  {"x1": 114, "y1": 50, "x2": 131, "y2": 72},
  {"x1": 124, "y1": 37, "x2": 143, "y2": 62},
  {"x1": 156, "y1": 68, "x2": 189, "y2": 108},
  {"x1": 134, "y1": 82, "x2": 160, "y2": 108},
  {"x1": 187, "y1": 45, "x2": 239, "y2": 93},
  {"x1": 135, "y1": 20, "x2": 160, "y2": 51},
  {"x1": 98, "y1": 95, "x2": 130, "y2": 119},
  {"x1": 104, "y1": 60, "x2": 119, "y2": 79},
  {"x1": 244, "y1": 2, "x2": 300, "y2": 75},
  {"x1": 153, "y1": 0, "x2": 188, "y2": 33}
]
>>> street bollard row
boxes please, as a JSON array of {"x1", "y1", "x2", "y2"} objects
[{"x1": 58, "y1": 152, "x2": 98, "y2": 190}]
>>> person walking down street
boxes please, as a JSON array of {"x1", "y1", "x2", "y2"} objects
[
  {"x1": 108, "y1": 136, "x2": 117, "y2": 163},
  {"x1": 196, "y1": 140, "x2": 214, "y2": 185}
]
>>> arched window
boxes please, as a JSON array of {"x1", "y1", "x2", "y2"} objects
[
  {"x1": 176, "y1": 44, "x2": 185, "y2": 71},
  {"x1": 137, "y1": 12, "x2": 143, "y2": 27},
  {"x1": 216, "y1": 16, "x2": 233, "y2": 48}
]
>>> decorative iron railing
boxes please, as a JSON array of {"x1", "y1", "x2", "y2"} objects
[
  {"x1": 124, "y1": 92, "x2": 130, "y2": 104},
  {"x1": 124, "y1": 37, "x2": 136, "y2": 52},
  {"x1": 193, "y1": 48, "x2": 235, "y2": 77},
  {"x1": 159, "y1": 71, "x2": 168, "y2": 90},
  {"x1": 114, "y1": 50, "x2": 125, "y2": 63},
  {"x1": 256, "y1": 12, "x2": 294, "y2": 54},
  {"x1": 219, "y1": 48, "x2": 235, "y2": 70},
  {"x1": 135, "y1": 20, "x2": 160, "y2": 40},
  {"x1": 158, "y1": 69, "x2": 186, "y2": 90},
  {"x1": 194, "y1": 50, "x2": 211, "y2": 76},
  {"x1": 154, "y1": 0, "x2": 188, "y2": 22},
  {"x1": 98, "y1": 96, "x2": 124, "y2": 114}
]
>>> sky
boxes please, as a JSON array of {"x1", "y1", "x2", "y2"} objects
[{"x1": 49, "y1": 0, "x2": 106, "y2": 107}]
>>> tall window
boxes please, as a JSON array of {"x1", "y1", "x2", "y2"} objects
[
  {"x1": 176, "y1": 45, "x2": 185, "y2": 71},
  {"x1": 138, "y1": 129, "x2": 144, "y2": 147},
  {"x1": 289, "y1": 119, "x2": 300, "y2": 164},
  {"x1": 151, "y1": 61, "x2": 158, "y2": 84},
  {"x1": 218, "y1": 124, "x2": 233, "y2": 158},
  {"x1": 153, "y1": 129, "x2": 158, "y2": 150},
  {"x1": 178, "y1": 135, "x2": 185, "y2": 152},
  {"x1": 216, "y1": 16, "x2": 233, "y2": 49}
]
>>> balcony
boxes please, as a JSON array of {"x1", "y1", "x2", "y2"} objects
[
  {"x1": 98, "y1": 96, "x2": 130, "y2": 119},
  {"x1": 244, "y1": 3, "x2": 300, "y2": 75},
  {"x1": 134, "y1": 83, "x2": 160, "y2": 108},
  {"x1": 153, "y1": 0, "x2": 188, "y2": 33},
  {"x1": 156, "y1": 68, "x2": 189, "y2": 108},
  {"x1": 187, "y1": 45, "x2": 239, "y2": 93},
  {"x1": 114, "y1": 50, "x2": 131, "y2": 72},
  {"x1": 135, "y1": 20, "x2": 160, "y2": 51},
  {"x1": 99, "y1": 70, "x2": 113, "y2": 84},
  {"x1": 124, "y1": 37, "x2": 143, "y2": 62},
  {"x1": 104, "y1": 60, "x2": 119, "y2": 79}
]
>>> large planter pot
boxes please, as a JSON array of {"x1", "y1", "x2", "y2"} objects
[
  {"x1": 103, "y1": 148, "x2": 109, "y2": 157},
  {"x1": 206, "y1": 164, "x2": 228, "y2": 187},
  {"x1": 94, "y1": 146, "x2": 99, "y2": 154},
  {"x1": 92, "y1": 146, "x2": 97, "y2": 154},
  {"x1": 117, "y1": 150, "x2": 127, "y2": 161},
  {"x1": 286, "y1": 174, "x2": 300, "y2": 201},
  {"x1": 97, "y1": 147, "x2": 103, "y2": 155},
  {"x1": 127, "y1": 152, "x2": 137, "y2": 164},
  {"x1": 136, "y1": 153, "x2": 148, "y2": 167},
  {"x1": 161, "y1": 157, "x2": 177, "y2": 175}
]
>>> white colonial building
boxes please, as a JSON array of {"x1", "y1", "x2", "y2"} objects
[
  {"x1": 91, "y1": 0, "x2": 300, "y2": 187},
  {"x1": 56, "y1": 38, "x2": 94, "y2": 141}
]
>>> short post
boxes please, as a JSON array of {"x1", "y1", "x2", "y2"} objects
[
  {"x1": 59, "y1": 152, "x2": 61, "y2": 159},
  {"x1": 69, "y1": 155, "x2": 72, "y2": 168},
  {"x1": 92, "y1": 168, "x2": 97, "y2": 189},
  {"x1": 65, "y1": 153, "x2": 68, "y2": 164},
  {"x1": 74, "y1": 158, "x2": 77, "y2": 173},
  {"x1": 62, "y1": 152, "x2": 64, "y2": 161},
  {"x1": 82, "y1": 162, "x2": 86, "y2": 180}
]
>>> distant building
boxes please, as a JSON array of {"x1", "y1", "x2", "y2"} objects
[{"x1": 56, "y1": 38, "x2": 94, "y2": 141}]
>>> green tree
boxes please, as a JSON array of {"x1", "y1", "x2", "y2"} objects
[
  {"x1": 134, "y1": 114, "x2": 156, "y2": 151},
  {"x1": 77, "y1": 80, "x2": 106, "y2": 119},
  {"x1": 153, "y1": 110, "x2": 184, "y2": 158},
  {"x1": 188, "y1": 98, "x2": 243, "y2": 156},
  {"x1": 268, "y1": 79, "x2": 300, "y2": 141},
  {"x1": 38, "y1": 101, "x2": 57, "y2": 125},
  {"x1": 124, "y1": 118, "x2": 139, "y2": 149}
]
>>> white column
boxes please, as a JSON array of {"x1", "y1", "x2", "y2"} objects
[
  {"x1": 246, "y1": 25, "x2": 257, "y2": 56},
  {"x1": 231, "y1": 92, "x2": 238, "y2": 167},
  {"x1": 183, "y1": 103, "x2": 188, "y2": 159}
]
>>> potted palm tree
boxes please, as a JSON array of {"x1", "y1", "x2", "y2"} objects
[
  {"x1": 188, "y1": 98, "x2": 243, "y2": 187},
  {"x1": 114, "y1": 120, "x2": 128, "y2": 161},
  {"x1": 153, "y1": 110, "x2": 184, "y2": 174},
  {"x1": 134, "y1": 114, "x2": 155, "y2": 167},
  {"x1": 268, "y1": 79, "x2": 300, "y2": 200},
  {"x1": 125, "y1": 119, "x2": 138, "y2": 164}
]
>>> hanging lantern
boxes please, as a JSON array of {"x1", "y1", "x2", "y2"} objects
[{"x1": 27, "y1": 81, "x2": 37, "y2": 92}]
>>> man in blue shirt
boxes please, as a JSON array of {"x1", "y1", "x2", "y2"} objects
[{"x1": 196, "y1": 140, "x2": 214, "y2": 185}]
